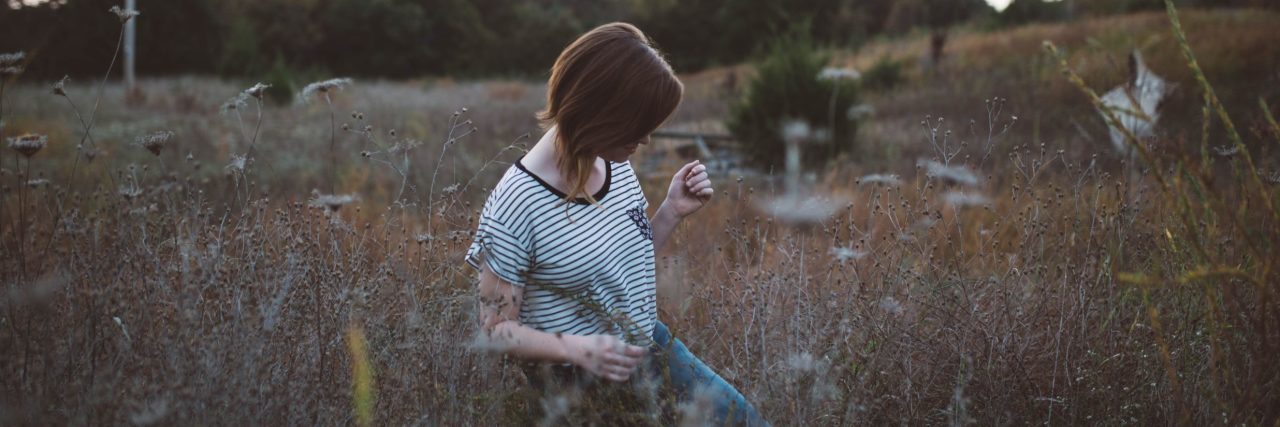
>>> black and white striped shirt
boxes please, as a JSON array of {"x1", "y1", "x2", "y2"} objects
[{"x1": 466, "y1": 158, "x2": 657, "y2": 345}]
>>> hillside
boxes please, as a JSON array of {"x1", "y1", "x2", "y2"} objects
[{"x1": 680, "y1": 8, "x2": 1280, "y2": 172}]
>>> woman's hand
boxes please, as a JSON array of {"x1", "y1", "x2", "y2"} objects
[
  {"x1": 664, "y1": 160, "x2": 713, "y2": 219},
  {"x1": 564, "y1": 334, "x2": 648, "y2": 382}
]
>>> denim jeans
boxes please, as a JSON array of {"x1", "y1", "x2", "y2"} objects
[{"x1": 522, "y1": 321, "x2": 768, "y2": 426}]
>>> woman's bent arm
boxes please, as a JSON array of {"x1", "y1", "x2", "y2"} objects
[{"x1": 477, "y1": 264, "x2": 647, "y2": 381}]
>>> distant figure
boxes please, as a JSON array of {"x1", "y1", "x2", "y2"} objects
[
  {"x1": 928, "y1": 30, "x2": 948, "y2": 68},
  {"x1": 1099, "y1": 50, "x2": 1173, "y2": 157},
  {"x1": 466, "y1": 22, "x2": 767, "y2": 426}
]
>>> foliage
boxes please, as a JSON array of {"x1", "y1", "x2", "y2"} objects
[
  {"x1": 727, "y1": 29, "x2": 861, "y2": 169},
  {"x1": 860, "y1": 56, "x2": 905, "y2": 92}
]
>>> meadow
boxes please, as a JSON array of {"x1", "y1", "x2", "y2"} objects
[{"x1": 1, "y1": 5, "x2": 1278, "y2": 425}]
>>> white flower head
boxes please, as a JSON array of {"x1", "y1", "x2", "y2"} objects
[
  {"x1": 917, "y1": 159, "x2": 979, "y2": 186},
  {"x1": 830, "y1": 246, "x2": 868, "y2": 262},
  {"x1": 858, "y1": 173, "x2": 901, "y2": 186},
  {"x1": 781, "y1": 120, "x2": 811, "y2": 142},
  {"x1": 818, "y1": 67, "x2": 861, "y2": 81},
  {"x1": 136, "y1": 130, "x2": 174, "y2": 156},
  {"x1": 309, "y1": 193, "x2": 358, "y2": 211},
  {"x1": 109, "y1": 5, "x2": 139, "y2": 23},
  {"x1": 0, "y1": 51, "x2": 24, "y2": 77},
  {"x1": 297, "y1": 78, "x2": 353, "y2": 103},
  {"x1": 942, "y1": 191, "x2": 990, "y2": 207},
  {"x1": 7, "y1": 134, "x2": 48, "y2": 158}
]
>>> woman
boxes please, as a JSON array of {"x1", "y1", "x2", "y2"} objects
[{"x1": 465, "y1": 23, "x2": 767, "y2": 425}]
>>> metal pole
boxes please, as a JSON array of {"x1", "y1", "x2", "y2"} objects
[{"x1": 124, "y1": 0, "x2": 136, "y2": 91}]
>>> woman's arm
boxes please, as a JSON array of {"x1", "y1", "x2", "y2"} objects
[
  {"x1": 651, "y1": 160, "x2": 713, "y2": 253},
  {"x1": 477, "y1": 264, "x2": 646, "y2": 382}
]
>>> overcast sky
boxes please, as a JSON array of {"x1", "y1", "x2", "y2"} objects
[{"x1": 987, "y1": 0, "x2": 1014, "y2": 11}]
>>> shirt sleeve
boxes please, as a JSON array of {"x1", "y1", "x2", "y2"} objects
[{"x1": 465, "y1": 208, "x2": 533, "y2": 288}]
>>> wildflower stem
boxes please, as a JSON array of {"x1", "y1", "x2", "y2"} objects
[
  {"x1": 1164, "y1": 0, "x2": 1278, "y2": 222},
  {"x1": 325, "y1": 93, "x2": 336, "y2": 194},
  {"x1": 1260, "y1": 98, "x2": 1280, "y2": 148}
]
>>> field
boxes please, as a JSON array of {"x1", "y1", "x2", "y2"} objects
[{"x1": 2, "y1": 6, "x2": 1279, "y2": 425}]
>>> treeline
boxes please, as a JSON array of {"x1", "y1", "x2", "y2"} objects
[{"x1": 0, "y1": 0, "x2": 1268, "y2": 80}]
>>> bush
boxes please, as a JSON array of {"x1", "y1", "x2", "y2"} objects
[
  {"x1": 727, "y1": 30, "x2": 862, "y2": 170},
  {"x1": 861, "y1": 56, "x2": 905, "y2": 92}
]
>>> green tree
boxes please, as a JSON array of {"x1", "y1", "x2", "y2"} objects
[{"x1": 727, "y1": 29, "x2": 861, "y2": 170}]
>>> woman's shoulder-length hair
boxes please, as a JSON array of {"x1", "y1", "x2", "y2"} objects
[{"x1": 537, "y1": 22, "x2": 684, "y2": 206}]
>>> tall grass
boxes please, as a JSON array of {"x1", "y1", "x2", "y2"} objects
[{"x1": 1, "y1": 3, "x2": 1277, "y2": 425}]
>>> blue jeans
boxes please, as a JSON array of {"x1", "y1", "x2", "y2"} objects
[
  {"x1": 522, "y1": 321, "x2": 768, "y2": 426},
  {"x1": 648, "y1": 321, "x2": 768, "y2": 426}
]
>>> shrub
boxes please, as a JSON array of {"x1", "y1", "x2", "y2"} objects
[
  {"x1": 861, "y1": 55, "x2": 905, "y2": 92},
  {"x1": 727, "y1": 29, "x2": 861, "y2": 170}
]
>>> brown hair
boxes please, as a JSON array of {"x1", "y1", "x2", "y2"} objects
[{"x1": 537, "y1": 22, "x2": 683, "y2": 205}]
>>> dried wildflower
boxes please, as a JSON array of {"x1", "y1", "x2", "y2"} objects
[
  {"x1": 109, "y1": 5, "x2": 139, "y2": 23},
  {"x1": 818, "y1": 67, "x2": 861, "y2": 81},
  {"x1": 879, "y1": 296, "x2": 904, "y2": 315},
  {"x1": 309, "y1": 193, "x2": 358, "y2": 211},
  {"x1": 226, "y1": 153, "x2": 248, "y2": 172},
  {"x1": 918, "y1": 159, "x2": 979, "y2": 186},
  {"x1": 0, "y1": 51, "x2": 23, "y2": 66},
  {"x1": 220, "y1": 92, "x2": 248, "y2": 113},
  {"x1": 297, "y1": 78, "x2": 353, "y2": 102},
  {"x1": 51, "y1": 75, "x2": 70, "y2": 96},
  {"x1": 755, "y1": 194, "x2": 847, "y2": 224},
  {"x1": 785, "y1": 352, "x2": 818, "y2": 372},
  {"x1": 244, "y1": 82, "x2": 270, "y2": 100},
  {"x1": 7, "y1": 134, "x2": 48, "y2": 158},
  {"x1": 858, "y1": 173, "x2": 901, "y2": 186},
  {"x1": 829, "y1": 246, "x2": 867, "y2": 262},
  {"x1": 118, "y1": 185, "x2": 143, "y2": 200},
  {"x1": 781, "y1": 120, "x2": 811, "y2": 142},
  {"x1": 943, "y1": 191, "x2": 990, "y2": 207},
  {"x1": 1211, "y1": 145, "x2": 1239, "y2": 157},
  {"x1": 0, "y1": 51, "x2": 23, "y2": 77},
  {"x1": 441, "y1": 183, "x2": 460, "y2": 195},
  {"x1": 136, "y1": 130, "x2": 174, "y2": 156}
]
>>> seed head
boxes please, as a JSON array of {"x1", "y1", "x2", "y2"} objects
[
  {"x1": 818, "y1": 67, "x2": 861, "y2": 81},
  {"x1": 7, "y1": 134, "x2": 48, "y2": 158},
  {"x1": 309, "y1": 193, "x2": 358, "y2": 212},
  {"x1": 109, "y1": 5, "x2": 139, "y2": 23},
  {"x1": 297, "y1": 78, "x2": 353, "y2": 102},
  {"x1": 136, "y1": 130, "x2": 174, "y2": 156},
  {"x1": 244, "y1": 82, "x2": 270, "y2": 100},
  {"x1": 226, "y1": 154, "x2": 248, "y2": 172},
  {"x1": 118, "y1": 185, "x2": 143, "y2": 200},
  {"x1": 51, "y1": 75, "x2": 70, "y2": 96},
  {"x1": 0, "y1": 51, "x2": 24, "y2": 77}
]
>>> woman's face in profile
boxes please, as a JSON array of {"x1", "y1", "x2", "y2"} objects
[{"x1": 598, "y1": 135, "x2": 650, "y2": 163}]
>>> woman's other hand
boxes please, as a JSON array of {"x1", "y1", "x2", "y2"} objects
[
  {"x1": 564, "y1": 334, "x2": 647, "y2": 382},
  {"x1": 664, "y1": 160, "x2": 713, "y2": 218}
]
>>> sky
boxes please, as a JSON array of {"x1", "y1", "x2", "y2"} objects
[{"x1": 986, "y1": 0, "x2": 1015, "y2": 11}]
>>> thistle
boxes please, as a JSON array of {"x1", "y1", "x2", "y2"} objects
[{"x1": 7, "y1": 134, "x2": 48, "y2": 158}]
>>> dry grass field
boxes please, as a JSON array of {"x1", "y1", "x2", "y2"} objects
[{"x1": 1, "y1": 5, "x2": 1278, "y2": 425}]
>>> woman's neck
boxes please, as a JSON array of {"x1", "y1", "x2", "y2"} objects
[{"x1": 523, "y1": 126, "x2": 607, "y2": 198}]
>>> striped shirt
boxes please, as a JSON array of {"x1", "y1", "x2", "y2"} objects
[{"x1": 466, "y1": 158, "x2": 657, "y2": 345}]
